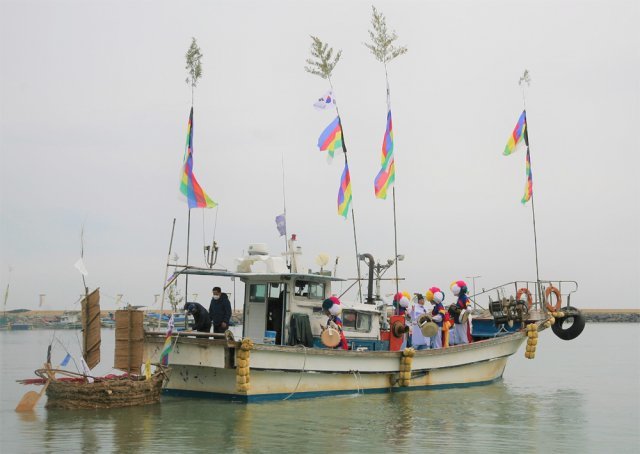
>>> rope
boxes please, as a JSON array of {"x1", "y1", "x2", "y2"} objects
[
  {"x1": 350, "y1": 370, "x2": 364, "y2": 395},
  {"x1": 282, "y1": 345, "x2": 308, "y2": 401}
]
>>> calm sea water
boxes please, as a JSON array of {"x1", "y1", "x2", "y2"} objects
[{"x1": 1, "y1": 324, "x2": 638, "y2": 453}]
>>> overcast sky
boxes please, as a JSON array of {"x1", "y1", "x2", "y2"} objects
[{"x1": 1, "y1": 0, "x2": 638, "y2": 311}]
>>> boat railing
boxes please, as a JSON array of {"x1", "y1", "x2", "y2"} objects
[
  {"x1": 470, "y1": 280, "x2": 579, "y2": 312},
  {"x1": 144, "y1": 330, "x2": 228, "y2": 340}
]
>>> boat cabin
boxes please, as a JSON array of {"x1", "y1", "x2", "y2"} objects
[{"x1": 175, "y1": 242, "x2": 385, "y2": 350}]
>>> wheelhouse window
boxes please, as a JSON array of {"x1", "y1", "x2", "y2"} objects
[
  {"x1": 342, "y1": 310, "x2": 357, "y2": 329},
  {"x1": 249, "y1": 284, "x2": 267, "y2": 303},
  {"x1": 294, "y1": 281, "x2": 325, "y2": 300},
  {"x1": 341, "y1": 310, "x2": 372, "y2": 333},
  {"x1": 356, "y1": 313, "x2": 372, "y2": 332}
]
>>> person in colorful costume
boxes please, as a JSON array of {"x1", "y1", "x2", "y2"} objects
[
  {"x1": 450, "y1": 280, "x2": 472, "y2": 345},
  {"x1": 322, "y1": 296, "x2": 348, "y2": 350},
  {"x1": 426, "y1": 287, "x2": 449, "y2": 349},
  {"x1": 393, "y1": 292, "x2": 411, "y2": 349},
  {"x1": 409, "y1": 294, "x2": 430, "y2": 350}
]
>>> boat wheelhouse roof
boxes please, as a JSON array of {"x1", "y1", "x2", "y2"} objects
[{"x1": 174, "y1": 266, "x2": 345, "y2": 283}]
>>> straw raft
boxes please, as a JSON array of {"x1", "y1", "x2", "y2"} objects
[{"x1": 35, "y1": 369, "x2": 166, "y2": 410}]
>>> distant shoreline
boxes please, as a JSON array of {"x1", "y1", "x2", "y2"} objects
[{"x1": 580, "y1": 309, "x2": 640, "y2": 323}]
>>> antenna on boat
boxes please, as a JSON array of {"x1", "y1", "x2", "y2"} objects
[
  {"x1": 518, "y1": 70, "x2": 543, "y2": 305},
  {"x1": 281, "y1": 152, "x2": 289, "y2": 266},
  {"x1": 204, "y1": 240, "x2": 219, "y2": 268}
]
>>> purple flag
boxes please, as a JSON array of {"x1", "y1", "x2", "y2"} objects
[{"x1": 275, "y1": 214, "x2": 286, "y2": 237}]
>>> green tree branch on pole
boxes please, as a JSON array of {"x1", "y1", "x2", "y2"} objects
[
  {"x1": 365, "y1": 6, "x2": 408, "y2": 71},
  {"x1": 304, "y1": 36, "x2": 342, "y2": 85},
  {"x1": 185, "y1": 37, "x2": 203, "y2": 107}
]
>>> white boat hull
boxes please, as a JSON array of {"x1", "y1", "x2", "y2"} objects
[{"x1": 144, "y1": 332, "x2": 527, "y2": 402}]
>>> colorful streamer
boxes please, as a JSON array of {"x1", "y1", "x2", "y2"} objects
[
  {"x1": 337, "y1": 161, "x2": 352, "y2": 218},
  {"x1": 180, "y1": 107, "x2": 217, "y2": 209},
  {"x1": 521, "y1": 148, "x2": 533, "y2": 204},
  {"x1": 374, "y1": 110, "x2": 395, "y2": 199},
  {"x1": 317, "y1": 116, "x2": 343, "y2": 159},
  {"x1": 159, "y1": 315, "x2": 174, "y2": 366},
  {"x1": 504, "y1": 110, "x2": 527, "y2": 156}
]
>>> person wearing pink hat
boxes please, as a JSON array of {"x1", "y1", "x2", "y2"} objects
[
  {"x1": 426, "y1": 287, "x2": 448, "y2": 349},
  {"x1": 450, "y1": 280, "x2": 472, "y2": 345}
]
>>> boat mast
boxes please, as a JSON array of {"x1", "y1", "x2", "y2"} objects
[
  {"x1": 305, "y1": 36, "x2": 363, "y2": 304},
  {"x1": 386, "y1": 69, "x2": 400, "y2": 295},
  {"x1": 184, "y1": 37, "x2": 204, "y2": 328},
  {"x1": 365, "y1": 7, "x2": 407, "y2": 295},
  {"x1": 519, "y1": 70, "x2": 543, "y2": 306},
  {"x1": 281, "y1": 152, "x2": 289, "y2": 264}
]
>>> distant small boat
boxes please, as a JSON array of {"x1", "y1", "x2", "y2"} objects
[
  {"x1": 51, "y1": 312, "x2": 82, "y2": 329},
  {"x1": 100, "y1": 317, "x2": 116, "y2": 328},
  {"x1": 9, "y1": 323, "x2": 33, "y2": 331}
]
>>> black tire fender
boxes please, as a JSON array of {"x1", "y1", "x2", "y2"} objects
[{"x1": 551, "y1": 306, "x2": 586, "y2": 340}]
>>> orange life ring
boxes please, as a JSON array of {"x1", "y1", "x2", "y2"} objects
[
  {"x1": 544, "y1": 286, "x2": 562, "y2": 312},
  {"x1": 516, "y1": 288, "x2": 533, "y2": 309}
]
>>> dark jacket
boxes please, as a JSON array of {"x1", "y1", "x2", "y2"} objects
[
  {"x1": 209, "y1": 293, "x2": 232, "y2": 326},
  {"x1": 184, "y1": 302, "x2": 212, "y2": 332}
]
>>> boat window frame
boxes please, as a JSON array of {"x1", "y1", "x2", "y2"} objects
[
  {"x1": 249, "y1": 283, "x2": 268, "y2": 303},
  {"x1": 294, "y1": 280, "x2": 325, "y2": 300},
  {"x1": 340, "y1": 309, "x2": 372, "y2": 333}
]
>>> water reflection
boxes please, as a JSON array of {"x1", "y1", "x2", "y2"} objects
[
  {"x1": 30, "y1": 382, "x2": 588, "y2": 453},
  {"x1": 4, "y1": 326, "x2": 637, "y2": 452}
]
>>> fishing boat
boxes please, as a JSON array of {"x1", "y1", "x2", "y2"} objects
[
  {"x1": 7, "y1": 321, "x2": 34, "y2": 330},
  {"x1": 141, "y1": 32, "x2": 585, "y2": 403},
  {"x1": 51, "y1": 311, "x2": 82, "y2": 329},
  {"x1": 143, "y1": 237, "x2": 585, "y2": 402},
  {"x1": 17, "y1": 289, "x2": 167, "y2": 410}
]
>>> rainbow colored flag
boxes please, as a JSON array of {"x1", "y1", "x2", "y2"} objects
[
  {"x1": 374, "y1": 110, "x2": 395, "y2": 199},
  {"x1": 159, "y1": 315, "x2": 175, "y2": 366},
  {"x1": 317, "y1": 116, "x2": 343, "y2": 159},
  {"x1": 337, "y1": 161, "x2": 352, "y2": 218},
  {"x1": 503, "y1": 110, "x2": 528, "y2": 156},
  {"x1": 180, "y1": 108, "x2": 217, "y2": 209},
  {"x1": 521, "y1": 148, "x2": 533, "y2": 204}
]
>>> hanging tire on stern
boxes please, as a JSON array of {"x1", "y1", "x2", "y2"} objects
[{"x1": 551, "y1": 306, "x2": 586, "y2": 340}]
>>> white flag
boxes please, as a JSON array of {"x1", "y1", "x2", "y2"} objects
[
  {"x1": 74, "y1": 258, "x2": 88, "y2": 276},
  {"x1": 313, "y1": 90, "x2": 336, "y2": 110},
  {"x1": 80, "y1": 358, "x2": 94, "y2": 383}
]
